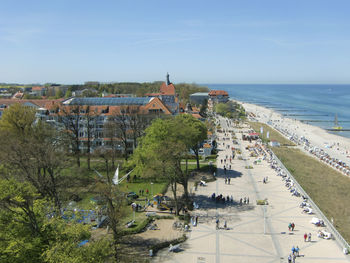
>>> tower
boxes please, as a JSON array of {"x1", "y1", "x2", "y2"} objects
[{"x1": 166, "y1": 72, "x2": 170, "y2": 85}]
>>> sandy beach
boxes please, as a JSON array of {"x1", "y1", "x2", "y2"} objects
[{"x1": 239, "y1": 101, "x2": 350, "y2": 173}]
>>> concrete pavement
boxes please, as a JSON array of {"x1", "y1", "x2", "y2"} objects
[{"x1": 154, "y1": 116, "x2": 349, "y2": 263}]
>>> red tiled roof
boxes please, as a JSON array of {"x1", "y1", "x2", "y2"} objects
[
  {"x1": 32, "y1": 86, "x2": 44, "y2": 91},
  {"x1": 145, "y1": 93, "x2": 161, "y2": 96},
  {"x1": 208, "y1": 90, "x2": 228, "y2": 96},
  {"x1": 160, "y1": 82, "x2": 175, "y2": 95},
  {"x1": 191, "y1": 113, "x2": 202, "y2": 119},
  {"x1": 0, "y1": 99, "x2": 63, "y2": 108}
]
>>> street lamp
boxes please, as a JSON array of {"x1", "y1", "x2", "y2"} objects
[
  {"x1": 263, "y1": 205, "x2": 267, "y2": 235},
  {"x1": 150, "y1": 182, "x2": 154, "y2": 198}
]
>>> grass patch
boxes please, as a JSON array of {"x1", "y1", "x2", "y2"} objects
[
  {"x1": 249, "y1": 121, "x2": 295, "y2": 146},
  {"x1": 121, "y1": 214, "x2": 152, "y2": 235},
  {"x1": 273, "y1": 147, "x2": 350, "y2": 242}
]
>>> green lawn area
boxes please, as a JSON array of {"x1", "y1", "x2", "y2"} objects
[
  {"x1": 273, "y1": 147, "x2": 350, "y2": 242},
  {"x1": 249, "y1": 121, "x2": 295, "y2": 146},
  {"x1": 60, "y1": 155, "x2": 215, "y2": 236}
]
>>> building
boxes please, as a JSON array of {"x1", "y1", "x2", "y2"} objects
[
  {"x1": 208, "y1": 90, "x2": 229, "y2": 103},
  {"x1": 30, "y1": 86, "x2": 47, "y2": 97},
  {"x1": 145, "y1": 73, "x2": 179, "y2": 114},
  {"x1": 0, "y1": 99, "x2": 62, "y2": 119},
  {"x1": 189, "y1": 92, "x2": 209, "y2": 105},
  {"x1": 208, "y1": 90, "x2": 229, "y2": 111},
  {"x1": 72, "y1": 88, "x2": 98, "y2": 97},
  {"x1": 52, "y1": 96, "x2": 172, "y2": 153}
]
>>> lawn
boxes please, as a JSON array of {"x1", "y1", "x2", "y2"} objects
[
  {"x1": 249, "y1": 121, "x2": 295, "y2": 146},
  {"x1": 273, "y1": 147, "x2": 350, "y2": 242}
]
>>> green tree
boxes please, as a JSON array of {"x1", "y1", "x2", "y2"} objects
[
  {"x1": 0, "y1": 105, "x2": 68, "y2": 210},
  {"x1": 93, "y1": 148, "x2": 126, "y2": 262},
  {"x1": 133, "y1": 118, "x2": 186, "y2": 214},
  {"x1": 175, "y1": 114, "x2": 207, "y2": 170},
  {"x1": 0, "y1": 103, "x2": 36, "y2": 134},
  {"x1": 0, "y1": 179, "x2": 110, "y2": 263}
]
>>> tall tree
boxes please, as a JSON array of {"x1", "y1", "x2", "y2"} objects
[
  {"x1": 103, "y1": 120, "x2": 120, "y2": 169},
  {"x1": 59, "y1": 105, "x2": 82, "y2": 167},
  {"x1": 85, "y1": 106, "x2": 99, "y2": 170},
  {"x1": 0, "y1": 105, "x2": 68, "y2": 210},
  {"x1": 94, "y1": 148, "x2": 126, "y2": 262},
  {"x1": 175, "y1": 114, "x2": 207, "y2": 170},
  {"x1": 110, "y1": 106, "x2": 131, "y2": 160},
  {"x1": 133, "y1": 118, "x2": 187, "y2": 214},
  {"x1": 128, "y1": 106, "x2": 150, "y2": 149}
]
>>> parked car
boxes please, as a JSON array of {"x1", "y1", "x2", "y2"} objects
[{"x1": 127, "y1": 192, "x2": 139, "y2": 199}]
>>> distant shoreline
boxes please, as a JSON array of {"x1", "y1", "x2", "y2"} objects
[{"x1": 233, "y1": 98, "x2": 350, "y2": 164}]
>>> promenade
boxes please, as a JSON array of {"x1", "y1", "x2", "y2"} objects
[{"x1": 155, "y1": 116, "x2": 349, "y2": 263}]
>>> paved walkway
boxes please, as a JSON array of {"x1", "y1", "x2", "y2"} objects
[{"x1": 154, "y1": 116, "x2": 349, "y2": 263}]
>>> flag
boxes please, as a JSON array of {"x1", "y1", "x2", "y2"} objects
[
  {"x1": 260, "y1": 127, "x2": 263, "y2": 134},
  {"x1": 267, "y1": 131, "x2": 270, "y2": 139},
  {"x1": 113, "y1": 165, "x2": 119, "y2": 185}
]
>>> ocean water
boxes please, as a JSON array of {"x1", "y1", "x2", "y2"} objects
[{"x1": 206, "y1": 84, "x2": 350, "y2": 139}]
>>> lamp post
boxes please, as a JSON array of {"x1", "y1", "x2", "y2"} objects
[
  {"x1": 150, "y1": 182, "x2": 154, "y2": 198},
  {"x1": 263, "y1": 205, "x2": 267, "y2": 235}
]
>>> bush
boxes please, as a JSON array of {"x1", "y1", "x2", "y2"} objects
[
  {"x1": 120, "y1": 217, "x2": 152, "y2": 236},
  {"x1": 150, "y1": 234, "x2": 187, "y2": 254}
]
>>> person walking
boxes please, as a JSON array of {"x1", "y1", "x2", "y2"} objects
[
  {"x1": 247, "y1": 197, "x2": 249, "y2": 204},
  {"x1": 291, "y1": 223, "x2": 295, "y2": 231},
  {"x1": 228, "y1": 178, "x2": 231, "y2": 184},
  {"x1": 216, "y1": 218, "x2": 220, "y2": 230},
  {"x1": 288, "y1": 254, "x2": 292, "y2": 263},
  {"x1": 304, "y1": 233, "x2": 307, "y2": 242},
  {"x1": 308, "y1": 232, "x2": 312, "y2": 242},
  {"x1": 295, "y1": 246, "x2": 300, "y2": 256}
]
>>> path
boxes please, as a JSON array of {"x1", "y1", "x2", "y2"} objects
[{"x1": 154, "y1": 116, "x2": 349, "y2": 263}]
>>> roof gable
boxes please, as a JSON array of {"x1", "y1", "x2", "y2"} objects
[
  {"x1": 160, "y1": 82, "x2": 175, "y2": 95},
  {"x1": 143, "y1": 97, "x2": 172, "y2": 114}
]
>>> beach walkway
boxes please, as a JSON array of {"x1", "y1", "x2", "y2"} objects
[{"x1": 154, "y1": 116, "x2": 349, "y2": 263}]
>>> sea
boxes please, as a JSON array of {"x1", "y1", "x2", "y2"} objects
[{"x1": 206, "y1": 84, "x2": 350, "y2": 139}]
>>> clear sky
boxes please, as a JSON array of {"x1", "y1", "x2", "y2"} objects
[{"x1": 1, "y1": 0, "x2": 349, "y2": 84}]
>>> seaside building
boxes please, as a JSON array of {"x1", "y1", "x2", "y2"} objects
[
  {"x1": 145, "y1": 73, "x2": 179, "y2": 114},
  {"x1": 0, "y1": 96, "x2": 171, "y2": 154},
  {"x1": 208, "y1": 90, "x2": 229, "y2": 111},
  {"x1": 189, "y1": 92, "x2": 209, "y2": 105},
  {"x1": 48, "y1": 97, "x2": 171, "y2": 154}
]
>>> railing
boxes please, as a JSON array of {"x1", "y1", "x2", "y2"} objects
[{"x1": 271, "y1": 151, "x2": 350, "y2": 252}]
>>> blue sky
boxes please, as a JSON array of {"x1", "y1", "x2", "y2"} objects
[{"x1": 0, "y1": 0, "x2": 349, "y2": 84}]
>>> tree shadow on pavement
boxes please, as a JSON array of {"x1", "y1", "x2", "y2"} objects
[
  {"x1": 215, "y1": 168, "x2": 242, "y2": 179},
  {"x1": 192, "y1": 194, "x2": 255, "y2": 212}
]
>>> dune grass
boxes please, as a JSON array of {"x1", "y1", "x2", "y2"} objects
[
  {"x1": 249, "y1": 121, "x2": 295, "y2": 146},
  {"x1": 273, "y1": 147, "x2": 350, "y2": 242}
]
